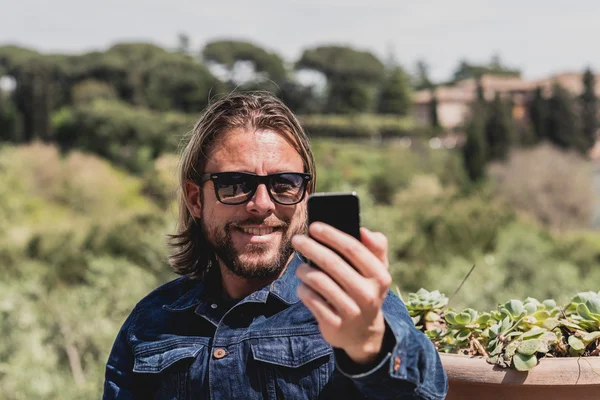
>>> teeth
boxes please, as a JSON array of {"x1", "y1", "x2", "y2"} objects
[{"x1": 241, "y1": 227, "x2": 274, "y2": 235}]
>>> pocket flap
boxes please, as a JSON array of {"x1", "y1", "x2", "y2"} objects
[
  {"x1": 133, "y1": 337, "x2": 204, "y2": 373},
  {"x1": 251, "y1": 334, "x2": 332, "y2": 368}
]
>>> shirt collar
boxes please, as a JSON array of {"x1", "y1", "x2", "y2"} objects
[{"x1": 162, "y1": 252, "x2": 305, "y2": 312}]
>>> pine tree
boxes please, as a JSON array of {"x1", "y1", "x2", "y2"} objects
[
  {"x1": 485, "y1": 93, "x2": 515, "y2": 161},
  {"x1": 377, "y1": 66, "x2": 411, "y2": 116},
  {"x1": 463, "y1": 102, "x2": 488, "y2": 182},
  {"x1": 546, "y1": 84, "x2": 582, "y2": 152},
  {"x1": 430, "y1": 90, "x2": 440, "y2": 129},
  {"x1": 581, "y1": 68, "x2": 598, "y2": 152},
  {"x1": 528, "y1": 87, "x2": 547, "y2": 143}
]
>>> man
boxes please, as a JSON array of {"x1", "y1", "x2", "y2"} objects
[{"x1": 103, "y1": 92, "x2": 448, "y2": 399}]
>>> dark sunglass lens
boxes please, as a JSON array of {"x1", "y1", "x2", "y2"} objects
[
  {"x1": 270, "y1": 174, "x2": 305, "y2": 204},
  {"x1": 216, "y1": 173, "x2": 255, "y2": 204}
]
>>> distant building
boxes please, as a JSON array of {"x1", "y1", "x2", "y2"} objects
[{"x1": 413, "y1": 72, "x2": 600, "y2": 129}]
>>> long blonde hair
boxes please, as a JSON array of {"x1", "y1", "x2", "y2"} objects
[{"x1": 167, "y1": 92, "x2": 316, "y2": 279}]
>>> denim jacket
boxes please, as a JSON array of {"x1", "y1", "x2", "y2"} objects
[{"x1": 103, "y1": 253, "x2": 448, "y2": 399}]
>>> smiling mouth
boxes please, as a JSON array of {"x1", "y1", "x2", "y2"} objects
[{"x1": 237, "y1": 227, "x2": 278, "y2": 236}]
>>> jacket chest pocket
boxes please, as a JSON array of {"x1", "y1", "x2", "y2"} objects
[
  {"x1": 133, "y1": 338, "x2": 205, "y2": 400},
  {"x1": 250, "y1": 334, "x2": 333, "y2": 400}
]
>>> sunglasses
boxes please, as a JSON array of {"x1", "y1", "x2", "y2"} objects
[{"x1": 199, "y1": 172, "x2": 312, "y2": 205}]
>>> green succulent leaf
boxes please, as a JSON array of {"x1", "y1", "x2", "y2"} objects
[
  {"x1": 568, "y1": 335, "x2": 585, "y2": 351},
  {"x1": 456, "y1": 329, "x2": 471, "y2": 341},
  {"x1": 577, "y1": 303, "x2": 600, "y2": 322},
  {"x1": 542, "y1": 299, "x2": 557, "y2": 309},
  {"x1": 513, "y1": 353, "x2": 538, "y2": 371},
  {"x1": 583, "y1": 331, "x2": 600, "y2": 343},
  {"x1": 586, "y1": 297, "x2": 600, "y2": 315},
  {"x1": 532, "y1": 310, "x2": 550, "y2": 322},
  {"x1": 503, "y1": 300, "x2": 525, "y2": 318},
  {"x1": 455, "y1": 309, "x2": 477, "y2": 325},
  {"x1": 522, "y1": 327, "x2": 545, "y2": 339},
  {"x1": 542, "y1": 318, "x2": 560, "y2": 331},
  {"x1": 524, "y1": 302, "x2": 538, "y2": 315},
  {"x1": 476, "y1": 313, "x2": 491, "y2": 325},
  {"x1": 445, "y1": 312, "x2": 458, "y2": 325},
  {"x1": 517, "y1": 339, "x2": 543, "y2": 356}
]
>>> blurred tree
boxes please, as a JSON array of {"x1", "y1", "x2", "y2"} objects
[
  {"x1": 546, "y1": 84, "x2": 583, "y2": 152},
  {"x1": 463, "y1": 102, "x2": 487, "y2": 182},
  {"x1": 452, "y1": 55, "x2": 520, "y2": 82},
  {"x1": 580, "y1": 67, "x2": 598, "y2": 152},
  {"x1": 71, "y1": 79, "x2": 118, "y2": 105},
  {"x1": 105, "y1": 43, "x2": 170, "y2": 105},
  {"x1": 485, "y1": 93, "x2": 515, "y2": 161},
  {"x1": 377, "y1": 65, "x2": 412, "y2": 116},
  {"x1": 177, "y1": 33, "x2": 191, "y2": 54},
  {"x1": 296, "y1": 45, "x2": 385, "y2": 113},
  {"x1": 0, "y1": 90, "x2": 20, "y2": 141},
  {"x1": 12, "y1": 57, "x2": 57, "y2": 142},
  {"x1": 143, "y1": 55, "x2": 220, "y2": 112},
  {"x1": 414, "y1": 59, "x2": 432, "y2": 90},
  {"x1": 528, "y1": 87, "x2": 547, "y2": 143},
  {"x1": 430, "y1": 90, "x2": 440, "y2": 129},
  {"x1": 202, "y1": 40, "x2": 286, "y2": 85}
]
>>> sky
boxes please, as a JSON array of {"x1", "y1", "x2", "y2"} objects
[{"x1": 2, "y1": 0, "x2": 600, "y2": 82}]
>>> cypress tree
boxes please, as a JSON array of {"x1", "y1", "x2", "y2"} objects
[
  {"x1": 528, "y1": 87, "x2": 547, "y2": 143},
  {"x1": 581, "y1": 68, "x2": 598, "y2": 152},
  {"x1": 463, "y1": 102, "x2": 488, "y2": 182},
  {"x1": 546, "y1": 84, "x2": 582, "y2": 152},
  {"x1": 485, "y1": 93, "x2": 514, "y2": 161},
  {"x1": 377, "y1": 66, "x2": 411, "y2": 116},
  {"x1": 430, "y1": 90, "x2": 440, "y2": 129}
]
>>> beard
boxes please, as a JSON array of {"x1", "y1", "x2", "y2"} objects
[{"x1": 201, "y1": 210, "x2": 307, "y2": 280}]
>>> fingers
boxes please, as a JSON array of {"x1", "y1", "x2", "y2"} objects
[
  {"x1": 305, "y1": 222, "x2": 387, "y2": 279},
  {"x1": 360, "y1": 227, "x2": 389, "y2": 267},
  {"x1": 296, "y1": 263, "x2": 361, "y2": 319},
  {"x1": 292, "y1": 234, "x2": 364, "y2": 294},
  {"x1": 297, "y1": 283, "x2": 341, "y2": 328}
]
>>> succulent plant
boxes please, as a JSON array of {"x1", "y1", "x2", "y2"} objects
[
  {"x1": 408, "y1": 288, "x2": 600, "y2": 371},
  {"x1": 402, "y1": 288, "x2": 448, "y2": 331}
]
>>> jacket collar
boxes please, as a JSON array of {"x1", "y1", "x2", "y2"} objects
[{"x1": 162, "y1": 252, "x2": 305, "y2": 312}]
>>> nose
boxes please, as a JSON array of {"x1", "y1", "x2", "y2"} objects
[{"x1": 246, "y1": 183, "x2": 275, "y2": 215}]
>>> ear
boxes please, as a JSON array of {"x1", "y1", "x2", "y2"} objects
[{"x1": 185, "y1": 179, "x2": 203, "y2": 219}]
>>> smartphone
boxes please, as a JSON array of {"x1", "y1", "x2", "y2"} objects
[{"x1": 307, "y1": 192, "x2": 361, "y2": 266}]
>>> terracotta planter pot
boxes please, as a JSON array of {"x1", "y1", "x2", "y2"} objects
[{"x1": 440, "y1": 353, "x2": 600, "y2": 400}]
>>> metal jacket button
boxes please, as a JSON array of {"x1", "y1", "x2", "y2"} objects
[{"x1": 213, "y1": 348, "x2": 227, "y2": 359}]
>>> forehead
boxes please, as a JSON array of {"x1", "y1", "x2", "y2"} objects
[{"x1": 205, "y1": 128, "x2": 304, "y2": 173}]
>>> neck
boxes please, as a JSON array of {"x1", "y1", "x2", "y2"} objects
[{"x1": 218, "y1": 255, "x2": 294, "y2": 300}]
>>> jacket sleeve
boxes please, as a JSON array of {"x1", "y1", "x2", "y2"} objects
[
  {"x1": 334, "y1": 291, "x2": 448, "y2": 400},
  {"x1": 103, "y1": 308, "x2": 137, "y2": 400}
]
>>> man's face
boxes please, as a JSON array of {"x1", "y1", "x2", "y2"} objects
[{"x1": 200, "y1": 128, "x2": 308, "y2": 279}]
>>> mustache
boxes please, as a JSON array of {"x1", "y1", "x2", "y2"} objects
[{"x1": 228, "y1": 218, "x2": 289, "y2": 229}]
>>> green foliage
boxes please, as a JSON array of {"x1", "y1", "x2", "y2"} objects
[
  {"x1": 451, "y1": 56, "x2": 521, "y2": 82},
  {"x1": 546, "y1": 84, "x2": 584, "y2": 153},
  {"x1": 52, "y1": 99, "x2": 195, "y2": 173},
  {"x1": 580, "y1": 68, "x2": 598, "y2": 152},
  {"x1": 300, "y1": 114, "x2": 426, "y2": 140},
  {"x1": 71, "y1": 79, "x2": 118, "y2": 105},
  {"x1": 528, "y1": 87, "x2": 547, "y2": 143},
  {"x1": 0, "y1": 90, "x2": 20, "y2": 141},
  {"x1": 297, "y1": 45, "x2": 385, "y2": 82},
  {"x1": 377, "y1": 66, "x2": 412, "y2": 116},
  {"x1": 414, "y1": 290, "x2": 600, "y2": 371},
  {"x1": 485, "y1": 93, "x2": 514, "y2": 161},
  {"x1": 144, "y1": 55, "x2": 220, "y2": 112},
  {"x1": 202, "y1": 40, "x2": 286, "y2": 84},
  {"x1": 462, "y1": 102, "x2": 487, "y2": 182}
]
